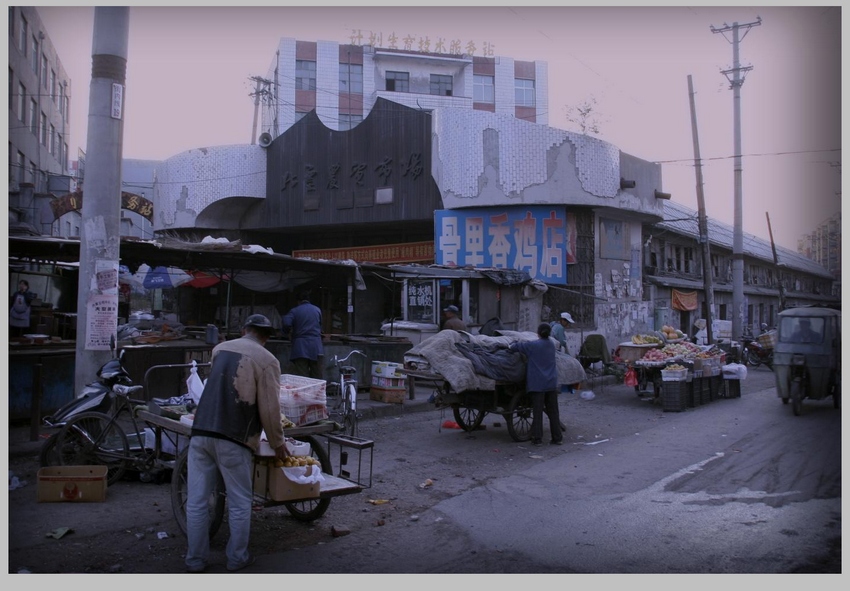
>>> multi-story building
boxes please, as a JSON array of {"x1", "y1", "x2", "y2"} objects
[
  {"x1": 260, "y1": 38, "x2": 548, "y2": 137},
  {"x1": 7, "y1": 6, "x2": 72, "y2": 191},
  {"x1": 798, "y1": 212, "x2": 841, "y2": 285},
  {"x1": 8, "y1": 6, "x2": 73, "y2": 234}
]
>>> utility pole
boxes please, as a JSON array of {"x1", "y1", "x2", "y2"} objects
[
  {"x1": 687, "y1": 75, "x2": 715, "y2": 344},
  {"x1": 249, "y1": 76, "x2": 272, "y2": 144},
  {"x1": 765, "y1": 212, "x2": 786, "y2": 314},
  {"x1": 711, "y1": 16, "x2": 761, "y2": 341},
  {"x1": 75, "y1": 7, "x2": 130, "y2": 394}
]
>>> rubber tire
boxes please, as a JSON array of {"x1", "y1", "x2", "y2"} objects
[
  {"x1": 342, "y1": 383, "x2": 358, "y2": 437},
  {"x1": 284, "y1": 435, "x2": 332, "y2": 522},
  {"x1": 746, "y1": 349, "x2": 762, "y2": 368},
  {"x1": 790, "y1": 380, "x2": 804, "y2": 416},
  {"x1": 452, "y1": 404, "x2": 485, "y2": 432},
  {"x1": 55, "y1": 411, "x2": 129, "y2": 486},
  {"x1": 505, "y1": 390, "x2": 533, "y2": 442},
  {"x1": 39, "y1": 432, "x2": 61, "y2": 467},
  {"x1": 170, "y1": 448, "x2": 226, "y2": 539}
]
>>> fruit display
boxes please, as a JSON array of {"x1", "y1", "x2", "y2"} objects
[
  {"x1": 631, "y1": 334, "x2": 662, "y2": 345},
  {"x1": 665, "y1": 363, "x2": 687, "y2": 370},
  {"x1": 660, "y1": 341, "x2": 701, "y2": 358},
  {"x1": 275, "y1": 455, "x2": 319, "y2": 468},
  {"x1": 638, "y1": 348, "x2": 669, "y2": 363},
  {"x1": 660, "y1": 325, "x2": 687, "y2": 341}
]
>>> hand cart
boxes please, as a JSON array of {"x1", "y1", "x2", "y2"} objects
[
  {"x1": 138, "y1": 411, "x2": 374, "y2": 538},
  {"x1": 402, "y1": 369, "x2": 533, "y2": 442}
]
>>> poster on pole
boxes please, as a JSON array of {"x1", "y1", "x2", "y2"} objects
[{"x1": 85, "y1": 294, "x2": 118, "y2": 350}]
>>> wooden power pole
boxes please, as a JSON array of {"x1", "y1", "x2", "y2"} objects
[
  {"x1": 688, "y1": 75, "x2": 715, "y2": 344},
  {"x1": 765, "y1": 212, "x2": 787, "y2": 313}
]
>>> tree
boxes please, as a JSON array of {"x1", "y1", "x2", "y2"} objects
[{"x1": 563, "y1": 95, "x2": 607, "y2": 136}]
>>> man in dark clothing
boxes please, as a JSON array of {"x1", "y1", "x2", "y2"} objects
[
  {"x1": 9, "y1": 279, "x2": 36, "y2": 337},
  {"x1": 185, "y1": 314, "x2": 288, "y2": 573},
  {"x1": 442, "y1": 305, "x2": 468, "y2": 332},
  {"x1": 509, "y1": 322, "x2": 563, "y2": 446},
  {"x1": 281, "y1": 291, "x2": 324, "y2": 380}
]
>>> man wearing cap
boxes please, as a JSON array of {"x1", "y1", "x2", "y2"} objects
[
  {"x1": 550, "y1": 312, "x2": 575, "y2": 354},
  {"x1": 185, "y1": 314, "x2": 288, "y2": 574},
  {"x1": 442, "y1": 305, "x2": 468, "y2": 332}
]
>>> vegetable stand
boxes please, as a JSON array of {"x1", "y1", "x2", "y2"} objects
[
  {"x1": 138, "y1": 411, "x2": 373, "y2": 537},
  {"x1": 403, "y1": 369, "x2": 534, "y2": 442}
]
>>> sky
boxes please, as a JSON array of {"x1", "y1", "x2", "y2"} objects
[{"x1": 32, "y1": 2, "x2": 843, "y2": 252}]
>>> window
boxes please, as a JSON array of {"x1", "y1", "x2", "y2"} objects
[
  {"x1": 19, "y1": 15, "x2": 27, "y2": 54},
  {"x1": 40, "y1": 112, "x2": 47, "y2": 145},
  {"x1": 338, "y1": 113, "x2": 363, "y2": 131},
  {"x1": 29, "y1": 98, "x2": 37, "y2": 132},
  {"x1": 515, "y1": 78, "x2": 535, "y2": 107},
  {"x1": 29, "y1": 160, "x2": 37, "y2": 185},
  {"x1": 430, "y1": 74, "x2": 452, "y2": 96},
  {"x1": 474, "y1": 74, "x2": 495, "y2": 103},
  {"x1": 59, "y1": 85, "x2": 66, "y2": 119},
  {"x1": 50, "y1": 70, "x2": 56, "y2": 103},
  {"x1": 385, "y1": 71, "x2": 409, "y2": 92},
  {"x1": 41, "y1": 55, "x2": 48, "y2": 88},
  {"x1": 31, "y1": 37, "x2": 39, "y2": 73},
  {"x1": 339, "y1": 63, "x2": 363, "y2": 94},
  {"x1": 295, "y1": 60, "x2": 316, "y2": 91},
  {"x1": 49, "y1": 124, "x2": 56, "y2": 154},
  {"x1": 17, "y1": 82, "x2": 26, "y2": 121},
  {"x1": 16, "y1": 151, "x2": 25, "y2": 183}
]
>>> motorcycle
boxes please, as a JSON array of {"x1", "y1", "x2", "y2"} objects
[
  {"x1": 39, "y1": 343, "x2": 144, "y2": 469},
  {"x1": 740, "y1": 324, "x2": 775, "y2": 370}
]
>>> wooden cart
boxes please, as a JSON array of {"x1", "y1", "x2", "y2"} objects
[
  {"x1": 139, "y1": 411, "x2": 373, "y2": 537},
  {"x1": 402, "y1": 369, "x2": 534, "y2": 442}
]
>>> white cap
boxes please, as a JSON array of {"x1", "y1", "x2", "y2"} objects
[{"x1": 560, "y1": 312, "x2": 575, "y2": 323}]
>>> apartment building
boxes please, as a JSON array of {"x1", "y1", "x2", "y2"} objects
[{"x1": 260, "y1": 38, "x2": 548, "y2": 138}]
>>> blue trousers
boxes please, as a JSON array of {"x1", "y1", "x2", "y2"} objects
[{"x1": 530, "y1": 390, "x2": 563, "y2": 443}]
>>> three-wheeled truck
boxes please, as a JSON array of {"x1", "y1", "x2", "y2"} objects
[{"x1": 773, "y1": 306, "x2": 841, "y2": 416}]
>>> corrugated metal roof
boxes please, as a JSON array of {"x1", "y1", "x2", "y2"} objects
[{"x1": 658, "y1": 201, "x2": 833, "y2": 279}]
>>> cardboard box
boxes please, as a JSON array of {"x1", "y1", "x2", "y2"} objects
[
  {"x1": 370, "y1": 386, "x2": 406, "y2": 404},
  {"x1": 253, "y1": 460, "x2": 320, "y2": 502},
  {"x1": 37, "y1": 466, "x2": 108, "y2": 503}
]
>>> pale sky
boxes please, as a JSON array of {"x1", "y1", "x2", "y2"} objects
[{"x1": 33, "y1": 2, "x2": 843, "y2": 252}]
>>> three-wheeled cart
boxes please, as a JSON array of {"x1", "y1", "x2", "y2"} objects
[
  {"x1": 138, "y1": 411, "x2": 373, "y2": 537},
  {"x1": 403, "y1": 369, "x2": 533, "y2": 442}
]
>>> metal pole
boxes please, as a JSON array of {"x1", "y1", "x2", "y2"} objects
[
  {"x1": 687, "y1": 75, "x2": 715, "y2": 344},
  {"x1": 765, "y1": 212, "x2": 786, "y2": 312},
  {"x1": 731, "y1": 22, "x2": 744, "y2": 342},
  {"x1": 74, "y1": 7, "x2": 129, "y2": 394}
]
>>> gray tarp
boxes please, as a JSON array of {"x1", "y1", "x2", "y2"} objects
[{"x1": 404, "y1": 330, "x2": 587, "y2": 393}]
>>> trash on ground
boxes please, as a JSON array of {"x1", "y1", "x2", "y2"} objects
[
  {"x1": 45, "y1": 527, "x2": 73, "y2": 540},
  {"x1": 419, "y1": 478, "x2": 433, "y2": 488},
  {"x1": 441, "y1": 420, "x2": 461, "y2": 429},
  {"x1": 368, "y1": 499, "x2": 389, "y2": 505}
]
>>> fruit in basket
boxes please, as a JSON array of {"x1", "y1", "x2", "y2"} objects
[
  {"x1": 632, "y1": 334, "x2": 661, "y2": 345},
  {"x1": 277, "y1": 455, "x2": 319, "y2": 468}
]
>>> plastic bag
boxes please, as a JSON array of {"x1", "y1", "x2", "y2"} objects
[
  {"x1": 283, "y1": 465, "x2": 325, "y2": 485},
  {"x1": 624, "y1": 367, "x2": 638, "y2": 387},
  {"x1": 186, "y1": 360, "x2": 206, "y2": 405}
]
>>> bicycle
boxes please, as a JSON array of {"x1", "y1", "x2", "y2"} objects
[{"x1": 328, "y1": 349, "x2": 366, "y2": 436}]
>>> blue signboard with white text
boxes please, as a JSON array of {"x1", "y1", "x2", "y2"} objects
[{"x1": 434, "y1": 206, "x2": 567, "y2": 284}]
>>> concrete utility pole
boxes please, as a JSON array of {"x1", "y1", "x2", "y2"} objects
[
  {"x1": 75, "y1": 7, "x2": 130, "y2": 394},
  {"x1": 711, "y1": 17, "x2": 761, "y2": 341},
  {"x1": 249, "y1": 76, "x2": 272, "y2": 144},
  {"x1": 687, "y1": 75, "x2": 715, "y2": 344}
]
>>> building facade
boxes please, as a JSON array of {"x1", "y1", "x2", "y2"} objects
[{"x1": 798, "y1": 212, "x2": 841, "y2": 283}]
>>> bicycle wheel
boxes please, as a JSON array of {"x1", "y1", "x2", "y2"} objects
[
  {"x1": 284, "y1": 435, "x2": 332, "y2": 522},
  {"x1": 342, "y1": 383, "x2": 359, "y2": 437},
  {"x1": 55, "y1": 411, "x2": 130, "y2": 486},
  {"x1": 170, "y1": 448, "x2": 226, "y2": 539}
]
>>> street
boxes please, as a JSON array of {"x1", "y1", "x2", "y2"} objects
[{"x1": 7, "y1": 365, "x2": 841, "y2": 577}]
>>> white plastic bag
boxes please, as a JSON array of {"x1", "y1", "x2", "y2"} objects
[
  {"x1": 186, "y1": 360, "x2": 206, "y2": 404},
  {"x1": 283, "y1": 465, "x2": 325, "y2": 485}
]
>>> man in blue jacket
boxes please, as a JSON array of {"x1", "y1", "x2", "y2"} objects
[{"x1": 281, "y1": 290, "x2": 324, "y2": 380}]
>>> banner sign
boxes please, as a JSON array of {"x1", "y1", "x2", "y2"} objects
[
  {"x1": 434, "y1": 206, "x2": 567, "y2": 284},
  {"x1": 293, "y1": 241, "x2": 434, "y2": 264}
]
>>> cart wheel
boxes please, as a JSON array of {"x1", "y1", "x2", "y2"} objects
[
  {"x1": 790, "y1": 380, "x2": 804, "y2": 416},
  {"x1": 504, "y1": 390, "x2": 533, "y2": 442},
  {"x1": 54, "y1": 411, "x2": 129, "y2": 486},
  {"x1": 284, "y1": 435, "x2": 332, "y2": 522},
  {"x1": 452, "y1": 404, "x2": 485, "y2": 432},
  {"x1": 170, "y1": 447, "x2": 226, "y2": 539},
  {"x1": 39, "y1": 432, "x2": 61, "y2": 468}
]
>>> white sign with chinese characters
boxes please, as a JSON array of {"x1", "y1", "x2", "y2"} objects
[
  {"x1": 111, "y1": 83, "x2": 123, "y2": 119},
  {"x1": 350, "y1": 29, "x2": 495, "y2": 57}
]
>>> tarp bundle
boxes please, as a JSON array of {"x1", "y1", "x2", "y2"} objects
[{"x1": 404, "y1": 329, "x2": 587, "y2": 393}]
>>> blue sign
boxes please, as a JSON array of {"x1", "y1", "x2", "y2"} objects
[{"x1": 434, "y1": 206, "x2": 567, "y2": 284}]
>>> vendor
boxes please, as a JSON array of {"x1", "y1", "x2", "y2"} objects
[
  {"x1": 441, "y1": 305, "x2": 468, "y2": 332},
  {"x1": 549, "y1": 312, "x2": 575, "y2": 354}
]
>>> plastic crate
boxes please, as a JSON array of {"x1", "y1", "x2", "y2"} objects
[
  {"x1": 370, "y1": 375, "x2": 407, "y2": 389},
  {"x1": 280, "y1": 374, "x2": 328, "y2": 426},
  {"x1": 724, "y1": 379, "x2": 741, "y2": 399},
  {"x1": 661, "y1": 368, "x2": 687, "y2": 381},
  {"x1": 661, "y1": 381, "x2": 688, "y2": 412}
]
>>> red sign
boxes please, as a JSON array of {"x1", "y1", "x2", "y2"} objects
[
  {"x1": 49, "y1": 191, "x2": 154, "y2": 222},
  {"x1": 293, "y1": 241, "x2": 434, "y2": 264}
]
